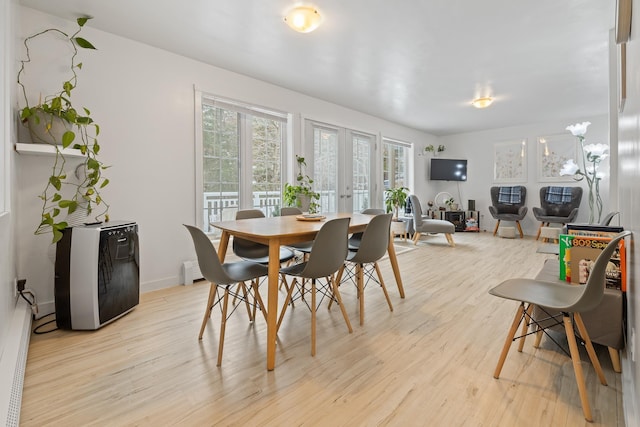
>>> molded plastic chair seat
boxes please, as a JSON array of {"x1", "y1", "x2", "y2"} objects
[
  {"x1": 489, "y1": 231, "x2": 631, "y2": 421},
  {"x1": 184, "y1": 224, "x2": 269, "y2": 366}
]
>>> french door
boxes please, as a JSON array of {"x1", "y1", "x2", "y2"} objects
[{"x1": 304, "y1": 120, "x2": 376, "y2": 213}]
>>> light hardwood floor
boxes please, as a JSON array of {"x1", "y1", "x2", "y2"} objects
[{"x1": 21, "y1": 232, "x2": 624, "y2": 426}]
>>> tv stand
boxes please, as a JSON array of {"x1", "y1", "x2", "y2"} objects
[{"x1": 429, "y1": 210, "x2": 480, "y2": 232}]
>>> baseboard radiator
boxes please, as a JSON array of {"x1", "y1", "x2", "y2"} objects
[
  {"x1": 182, "y1": 260, "x2": 203, "y2": 285},
  {"x1": 0, "y1": 299, "x2": 32, "y2": 426}
]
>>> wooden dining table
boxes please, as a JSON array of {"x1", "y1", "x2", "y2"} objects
[{"x1": 212, "y1": 212, "x2": 405, "y2": 370}]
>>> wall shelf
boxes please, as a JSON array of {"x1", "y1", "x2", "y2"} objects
[{"x1": 15, "y1": 142, "x2": 84, "y2": 159}]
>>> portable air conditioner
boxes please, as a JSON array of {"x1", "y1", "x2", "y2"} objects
[{"x1": 55, "y1": 221, "x2": 140, "y2": 330}]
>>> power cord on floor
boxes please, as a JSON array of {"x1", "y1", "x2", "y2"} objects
[{"x1": 33, "y1": 312, "x2": 58, "y2": 335}]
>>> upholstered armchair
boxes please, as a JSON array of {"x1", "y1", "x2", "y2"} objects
[
  {"x1": 532, "y1": 186, "x2": 583, "y2": 240},
  {"x1": 489, "y1": 186, "x2": 528, "y2": 238}
]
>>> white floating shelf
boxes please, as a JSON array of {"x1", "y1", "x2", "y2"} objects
[{"x1": 15, "y1": 142, "x2": 85, "y2": 158}]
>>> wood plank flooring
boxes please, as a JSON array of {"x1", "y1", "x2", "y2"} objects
[{"x1": 20, "y1": 232, "x2": 624, "y2": 426}]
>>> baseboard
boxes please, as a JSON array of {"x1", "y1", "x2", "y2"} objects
[
  {"x1": 0, "y1": 299, "x2": 32, "y2": 427},
  {"x1": 621, "y1": 351, "x2": 638, "y2": 427}
]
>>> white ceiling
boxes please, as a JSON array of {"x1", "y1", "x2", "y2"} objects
[{"x1": 19, "y1": 0, "x2": 614, "y2": 136}]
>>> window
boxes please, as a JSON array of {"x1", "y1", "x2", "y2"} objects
[
  {"x1": 382, "y1": 137, "x2": 412, "y2": 194},
  {"x1": 196, "y1": 94, "x2": 289, "y2": 234}
]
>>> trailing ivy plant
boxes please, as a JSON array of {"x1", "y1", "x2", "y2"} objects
[
  {"x1": 283, "y1": 155, "x2": 320, "y2": 213},
  {"x1": 17, "y1": 17, "x2": 109, "y2": 243}
]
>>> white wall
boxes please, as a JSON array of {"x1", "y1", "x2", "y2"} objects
[
  {"x1": 618, "y1": 0, "x2": 640, "y2": 423},
  {"x1": 15, "y1": 7, "x2": 434, "y2": 313},
  {"x1": 432, "y1": 115, "x2": 609, "y2": 236}
]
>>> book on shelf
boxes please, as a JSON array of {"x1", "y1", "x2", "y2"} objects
[{"x1": 559, "y1": 233, "x2": 626, "y2": 291}]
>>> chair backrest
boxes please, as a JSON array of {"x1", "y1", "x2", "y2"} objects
[
  {"x1": 183, "y1": 224, "x2": 233, "y2": 285},
  {"x1": 301, "y1": 217, "x2": 350, "y2": 279},
  {"x1": 573, "y1": 231, "x2": 631, "y2": 313},
  {"x1": 350, "y1": 213, "x2": 392, "y2": 263},
  {"x1": 280, "y1": 207, "x2": 303, "y2": 216},
  {"x1": 408, "y1": 195, "x2": 424, "y2": 227},
  {"x1": 233, "y1": 209, "x2": 268, "y2": 259},
  {"x1": 538, "y1": 186, "x2": 582, "y2": 217},
  {"x1": 600, "y1": 211, "x2": 620, "y2": 226},
  {"x1": 362, "y1": 208, "x2": 385, "y2": 215},
  {"x1": 490, "y1": 186, "x2": 527, "y2": 214}
]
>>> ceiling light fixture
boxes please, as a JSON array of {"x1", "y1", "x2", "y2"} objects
[
  {"x1": 284, "y1": 6, "x2": 322, "y2": 33},
  {"x1": 471, "y1": 97, "x2": 493, "y2": 109}
]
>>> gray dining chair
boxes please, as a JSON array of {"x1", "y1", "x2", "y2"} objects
[
  {"x1": 335, "y1": 213, "x2": 393, "y2": 325},
  {"x1": 277, "y1": 217, "x2": 353, "y2": 356},
  {"x1": 280, "y1": 206, "x2": 314, "y2": 257},
  {"x1": 348, "y1": 208, "x2": 385, "y2": 251},
  {"x1": 184, "y1": 224, "x2": 269, "y2": 366},
  {"x1": 489, "y1": 231, "x2": 631, "y2": 422},
  {"x1": 233, "y1": 209, "x2": 296, "y2": 264}
]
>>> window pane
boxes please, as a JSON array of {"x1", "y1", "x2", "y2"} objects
[
  {"x1": 352, "y1": 134, "x2": 372, "y2": 212},
  {"x1": 251, "y1": 117, "x2": 283, "y2": 217},
  {"x1": 314, "y1": 127, "x2": 339, "y2": 213},
  {"x1": 202, "y1": 105, "x2": 239, "y2": 233},
  {"x1": 382, "y1": 139, "x2": 412, "y2": 207}
]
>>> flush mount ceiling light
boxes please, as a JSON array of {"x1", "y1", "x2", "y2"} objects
[
  {"x1": 471, "y1": 97, "x2": 494, "y2": 109},
  {"x1": 284, "y1": 6, "x2": 322, "y2": 33}
]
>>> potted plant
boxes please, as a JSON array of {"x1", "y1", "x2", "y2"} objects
[
  {"x1": 17, "y1": 17, "x2": 110, "y2": 243},
  {"x1": 424, "y1": 144, "x2": 446, "y2": 155},
  {"x1": 445, "y1": 197, "x2": 458, "y2": 211},
  {"x1": 384, "y1": 186, "x2": 409, "y2": 220},
  {"x1": 283, "y1": 155, "x2": 320, "y2": 213}
]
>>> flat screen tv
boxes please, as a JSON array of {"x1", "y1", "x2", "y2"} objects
[{"x1": 430, "y1": 158, "x2": 467, "y2": 181}]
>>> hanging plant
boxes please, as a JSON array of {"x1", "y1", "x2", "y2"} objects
[{"x1": 17, "y1": 17, "x2": 110, "y2": 243}]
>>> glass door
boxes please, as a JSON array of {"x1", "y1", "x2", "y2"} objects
[{"x1": 305, "y1": 120, "x2": 375, "y2": 213}]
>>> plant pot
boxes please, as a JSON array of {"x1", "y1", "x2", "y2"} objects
[
  {"x1": 25, "y1": 109, "x2": 70, "y2": 145},
  {"x1": 296, "y1": 194, "x2": 311, "y2": 212}
]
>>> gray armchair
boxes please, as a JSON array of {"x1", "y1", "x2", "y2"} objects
[
  {"x1": 489, "y1": 186, "x2": 527, "y2": 238},
  {"x1": 532, "y1": 186, "x2": 582, "y2": 240}
]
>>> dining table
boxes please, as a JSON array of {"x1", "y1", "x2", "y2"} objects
[{"x1": 212, "y1": 212, "x2": 405, "y2": 370}]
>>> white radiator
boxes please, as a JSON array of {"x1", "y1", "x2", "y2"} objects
[
  {"x1": 182, "y1": 260, "x2": 203, "y2": 285},
  {"x1": 0, "y1": 299, "x2": 32, "y2": 427}
]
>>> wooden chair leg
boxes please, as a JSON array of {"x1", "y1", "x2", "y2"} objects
[
  {"x1": 311, "y1": 279, "x2": 317, "y2": 356},
  {"x1": 217, "y1": 289, "x2": 231, "y2": 367},
  {"x1": 412, "y1": 232, "x2": 421, "y2": 245},
  {"x1": 574, "y1": 313, "x2": 607, "y2": 385},
  {"x1": 445, "y1": 233, "x2": 455, "y2": 247},
  {"x1": 533, "y1": 326, "x2": 544, "y2": 348},
  {"x1": 374, "y1": 262, "x2": 393, "y2": 312},
  {"x1": 535, "y1": 223, "x2": 544, "y2": 240},
  {"x1": 608, "y1": 347, "x2": 622, "y2": 373},
  {"x1": 517, "y1": 304, "x2": 534, "y2": 352},
  {"x1": 515, "y1": 221, "x2": 524, "y2": 238},
  {"x1": 357, "y1": 264, "x2": 365, "y2": 326},
  {"x1": 252, "y1": 279, "x2": 268, "y2": 323},
  {"x1": 277, "y1": 278, "x2": 298, "y2": 331},
  {"x1": 563, "y1": 314, "x2": 593, "y2": 422},
  {"x1": 493, "y1": 220, "x2": 501, "y2": 236},
  {"x1": 330, "y1": 275, "x2": 353, "y2": 333},
  {"x1": 494, "y1": 302, "x2": 525, "y2": 379},
  {"x1": 199, "y1": 282, "x2": 218, "y2": 340}
]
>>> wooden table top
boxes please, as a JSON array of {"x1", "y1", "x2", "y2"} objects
[{"x1": 212, "y1": 212, "x2": 374, "y2": 244}]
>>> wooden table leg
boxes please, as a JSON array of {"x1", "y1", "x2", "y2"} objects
[
  {"x1": 266, "y1": 239, "x2": 281, "y2": 370},
  {"x1": 217, "y1": 231, "x2": 230, "y2": 262},
  {"x1": 387, "y1": 238, "x2": 405, "y2": 298}
]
